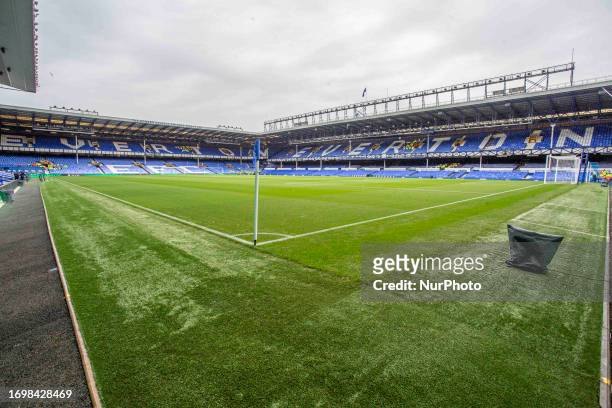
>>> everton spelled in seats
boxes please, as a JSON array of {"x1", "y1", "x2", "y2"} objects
[
  {"x1": 0, "y1": 135, "x2": 256, "y2": 158},
  {"x1": 269, "y1": 125, "x2": 612, "y2": 160},
  {"x1": 0, "y1": 155, "x2": 251, "y2": 175}
]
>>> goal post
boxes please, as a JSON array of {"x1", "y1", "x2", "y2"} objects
[{"x1": 543, "y1": 155, "x2": 581, "y2": 184}]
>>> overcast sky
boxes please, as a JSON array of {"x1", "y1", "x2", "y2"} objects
[{"x1": 1, "y1": 0, "x2": 611, "y2": 131}]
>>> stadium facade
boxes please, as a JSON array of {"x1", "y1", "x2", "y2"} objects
[{"x1": 1, "y1": 63, "x2": 612, "y2": 182}]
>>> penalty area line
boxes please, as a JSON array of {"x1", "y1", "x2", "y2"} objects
[
  {"x1": 258, "y1": 183, "x2": 545, "y2": 246},
  {"x1": 58, "y1": 180, "x2": 252, "y2": 246}
]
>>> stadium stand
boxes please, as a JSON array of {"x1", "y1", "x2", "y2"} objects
[
  {"x1": 2, "y1": 125, "x2": 610, "y2": 164},
  {"x1": 2, "y1": 125, "x2": 610, "y2": 176},
  {"x1": 269, "y1": 124, "x2": 612, "y2": 161},
  {"x1": 0, "y1": 153, "x2": 252, "y2": 176},
  {"x1": 262, "y1": 167, "x2": 542, "y2": 180},
  {"x1": 0, "y1": 170, "x2": 14, "y2": 186},
  {"x1": 1, "y1": 64, "x2": 611, "y2": 182},
  {"x1": 0, "y1": 133, "x2": 246, "y2": 157}
]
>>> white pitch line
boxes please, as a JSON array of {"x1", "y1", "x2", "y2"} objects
[
  {"x1": 512, "y1": 199, "x2": 548, "y2": 222},
  {"x1": 512, "y1": 220, "x2": 606, "y2": 238},
  {"x1": 511, "y1": 193, "x2": 607, "y2": 237},
  {"x1": 59, "y1": 180, "x2": 252, "y2": 246},
  {"x1": 369, "y1": 187, "x2": 486, "y2": 195},
  {"x1": 258, "y1": 183, "x2": 544, "y2": 246},
  {"x1": 408, "y1": 188, "x2": 486, "y2": 194},
  {"x1": 541, "y1": 203, "x2": 606, "y2": 214},
  {"x1": 338, "y1": 184, "x2": 486, "y2": 195},
  {"x1": 40, "y1": 188, "x2": 102, "y2": 408},
  {"x1": 234, "y1": 232, "x2": 293, "y2": 238}
]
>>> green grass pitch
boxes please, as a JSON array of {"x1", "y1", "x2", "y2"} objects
[{"x1": 41, "y1": 175, "x2": 608, "y2": 407}]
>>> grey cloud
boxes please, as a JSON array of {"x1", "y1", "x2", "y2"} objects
[{"x1": 1, "y1": 0, "x2": 610, "y2": 131}]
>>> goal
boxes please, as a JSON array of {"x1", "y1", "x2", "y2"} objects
[{"x1": 543, "y1": 155, "x2": 581, "y2": 184}]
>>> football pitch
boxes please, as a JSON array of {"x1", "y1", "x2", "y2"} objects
[{"x1": 41, "y1": 175, "x2": 608, "y2": 407}]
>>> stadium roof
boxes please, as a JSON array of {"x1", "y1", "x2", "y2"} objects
[
  {"x1": 263, "y1": 65, "x2": 612, "y2": 144},
  {"x1": 0, "y1": 104, "x2": 259, "y2": 145},
  {"x1": 2, "y1": 63, "x2": 612, "y2": 146},
  {"x1": 0, "y1": 0, "x2": 38, "y2": 92}
]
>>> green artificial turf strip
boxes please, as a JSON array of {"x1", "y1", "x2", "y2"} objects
[{"x1": 42, "y1": 177, "x2": 607, "y2": 407}]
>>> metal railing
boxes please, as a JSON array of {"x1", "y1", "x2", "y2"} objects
[{"x1": 264, "y1": 73, "x2": 612, "y2": 133}]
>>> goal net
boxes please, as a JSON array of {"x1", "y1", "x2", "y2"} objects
[{"x1": 544, "y1": 155, "x2": 580, "y2": 184}]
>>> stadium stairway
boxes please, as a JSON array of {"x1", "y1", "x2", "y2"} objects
[
  {"x1": 446, "y1": 171, "x2": 467, "y2": 179},
  {"x1": 139, "y1": 164, "x2": 152, "y2": 174}
]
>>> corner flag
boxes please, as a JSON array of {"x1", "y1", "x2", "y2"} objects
[
  {"x1": 253, "y1": 139, "x2": 261, "y2": 167},
  {"x1": 253, "y1": 139, "x2": 261, "y2": 246}
]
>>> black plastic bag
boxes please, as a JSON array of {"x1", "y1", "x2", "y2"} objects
[{"x1": 506, "y1": 224, "x2": 563, "y2": 273}]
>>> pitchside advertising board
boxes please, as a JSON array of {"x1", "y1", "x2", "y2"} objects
[{"x1": 104, "y1": 165, "x2": 210, "y2": 174}]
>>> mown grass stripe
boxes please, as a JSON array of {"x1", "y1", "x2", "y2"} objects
[
  {"x1": 41, "y1": 177, "x2": 606, "y2": 406},
  {"x1": 58, "y1": 179, "x2": 252, "y2": 246},
  {"x1": 258, "y1": 183, "x2": 545, "y2": 246}
]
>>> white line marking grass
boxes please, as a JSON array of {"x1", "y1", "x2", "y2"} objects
[
  {"x1": 407, "y1": 188, "x2": 489, "y2": 194},
  {"x1": 599, "y1": 184, "x2": 610, "y2": 408},
  {"x1": 512, "y1": 220, "x2": 606, "y2": 238},
  {"x1": 258, "y1": 183, "x2": 545, "y2": 246},
  {"x1": 511, "y1": 190, "x2": 607, "y2": 238},
  {"x1": 60, "y1": 180, "x2": 544, "y2": 248},
  {"x1": 59, "y1": 180, "x2": 252, "y2": 246},
  {"x1": 512, "y1": 201, "x2": 546, "y2": 222},
  {"x1": 40, "y1": 188, "x2": 103, "y2": 408},
  {"x1": 347, "y1": 185, "x2": 487, "y2": 195},
  {"x1": 234, "y1": 232, "x2": 293, "y2": 238},
  {"x1": 541, "y1": 203, "x2": 607, "y2": 214}
]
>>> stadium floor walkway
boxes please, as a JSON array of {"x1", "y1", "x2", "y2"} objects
[{"x1": 0, "y1": 180, "x2": 91, "y2": 407}]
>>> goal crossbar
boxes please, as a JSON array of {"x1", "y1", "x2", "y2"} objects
[{"x1": 544, "y1": 155, "x2": 580, "y2": 184}]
